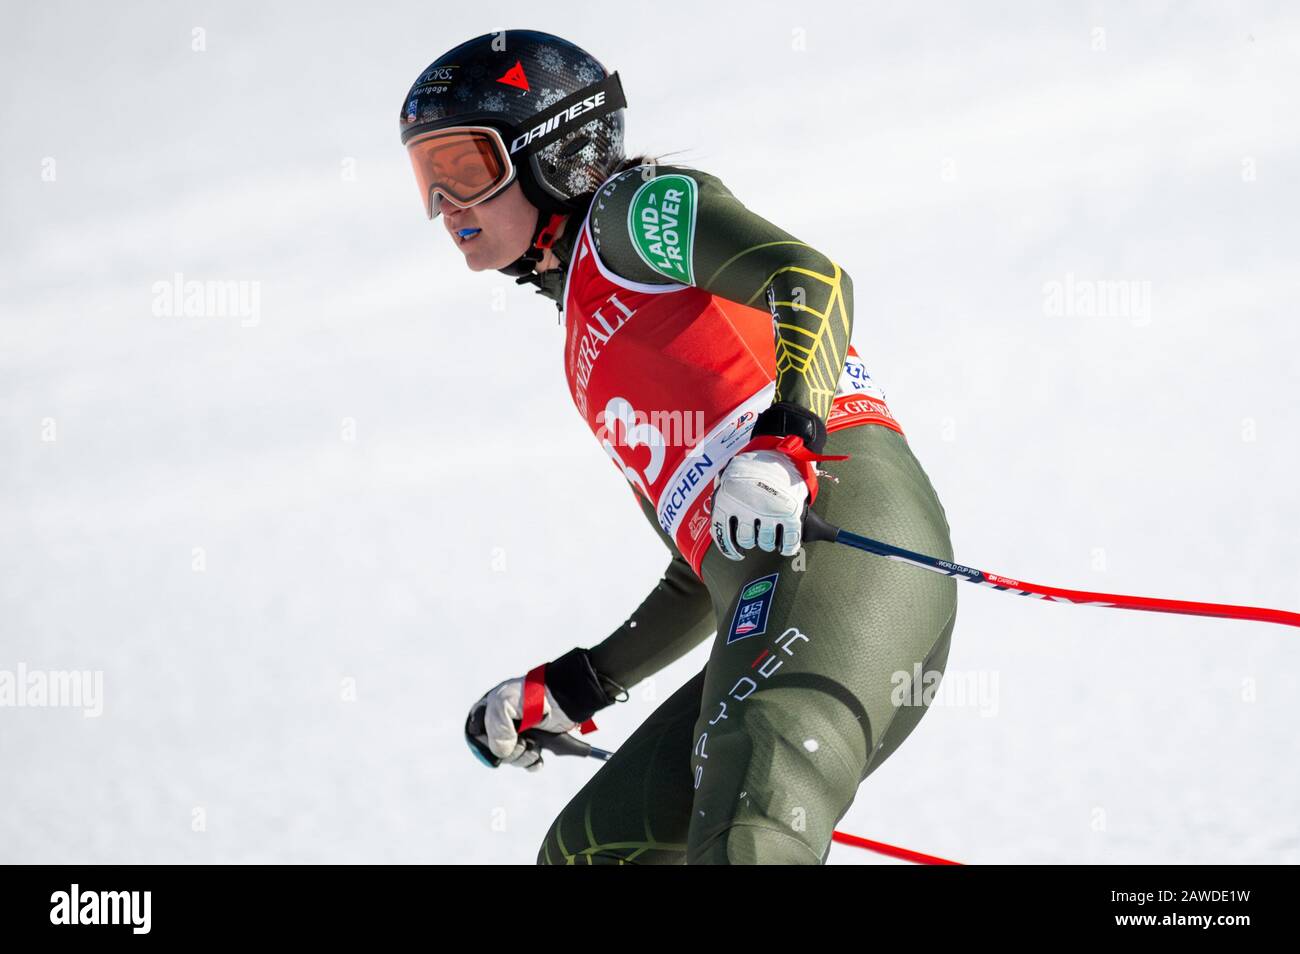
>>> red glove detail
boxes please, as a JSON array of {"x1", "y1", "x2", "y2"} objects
[
  {"x1": 519, "y1": 663, "x2": 599, "y2": 734},
  {"x1": 733, "y1": 433, "x2": 850, "y2": 504},
  {"x1": 519, "y1": 664, "x2": 547, "y2": 732}
]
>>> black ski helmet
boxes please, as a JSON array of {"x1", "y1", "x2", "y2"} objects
[{"x1": 400, "y1": 30, "x2": 626, "y2": 273}]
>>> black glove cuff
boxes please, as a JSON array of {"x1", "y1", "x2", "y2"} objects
[
  {"x1": 751, "y1": 402, "x2": 829, "y2": 453},
  {"x1": 546, "y1": 647, "x2": 625, "y2": 723}
]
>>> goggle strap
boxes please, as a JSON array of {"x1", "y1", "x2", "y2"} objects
[
  {"x1": 534, "y1": 213, "x2": 567, "y2": 250},
  {"x1": 506, "y1": 72, "x2": 627, "y2": 159}
]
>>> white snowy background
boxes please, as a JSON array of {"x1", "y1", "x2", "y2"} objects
[{"x1": 2, "y1": 0, "x2": 1297, "y2": 864}]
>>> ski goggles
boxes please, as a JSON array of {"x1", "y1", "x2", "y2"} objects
[{"x1": 406, "y1": 125, "x2": 516, "y2": 219}]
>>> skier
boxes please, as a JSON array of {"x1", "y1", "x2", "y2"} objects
[{"x1": 401, "y1": 30, "x2": 958, "y2": 864}]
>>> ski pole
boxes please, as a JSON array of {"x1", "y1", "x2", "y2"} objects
[
  {"x1": 801, "y1": 508, "x2": 1300, "y2": 629},
  {"x1": 523, "y1": 728, "x2": 615, "y2": 761},
  {"x1": 465, "y1": 707, "x2": 616, "y2": 765}
]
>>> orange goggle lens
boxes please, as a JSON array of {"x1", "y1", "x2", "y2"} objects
[{"x1": 406, "y1": 127, "x2": 514, "y2": 219}]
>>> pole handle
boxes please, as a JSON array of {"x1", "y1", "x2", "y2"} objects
[{"x1": 801, "y1": 505, "x2": 840, "y2": 544}]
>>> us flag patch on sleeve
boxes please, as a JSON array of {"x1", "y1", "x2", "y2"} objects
[{"x1": 726, "y1": 572, "x2": 779, "y2": 644}]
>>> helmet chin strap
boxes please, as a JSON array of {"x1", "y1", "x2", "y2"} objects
[{"x1": 498, "y1": 208, "x2": 568, "y2": 279}]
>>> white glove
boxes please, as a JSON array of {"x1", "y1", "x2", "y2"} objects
[
  {"x1": 471, "y1": 676, "x2": 580, "y2": 771},
  {"x1": 710, "y1": 449, "x2": 809, "y2": 560}
]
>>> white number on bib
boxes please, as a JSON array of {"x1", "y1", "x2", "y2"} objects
[{"x1": 599, "y1": 396, "x2": 666, "y2": 497}]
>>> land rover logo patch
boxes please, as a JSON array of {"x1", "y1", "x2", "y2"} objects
[{"x1": 628, "y1": 173, "x2": 697, "y2": 284}]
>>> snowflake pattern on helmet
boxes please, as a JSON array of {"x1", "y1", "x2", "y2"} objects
[
  {"x1": 566, "y1": 166, "x2": 595, "y2": 195},
  {"x1": 600, "y1": 119, "x2": 626, "y2": 167},
  {"x1": 537, "y1": 46, "x2": 565, "y2": 74},
  {"x1": 479, "y1": 90, "x2": 507, "y2": 113},
  {"x1": 538, "y1": 139, "x2": 564, "y2": 164}
]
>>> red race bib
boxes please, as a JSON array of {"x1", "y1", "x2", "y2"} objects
[{"x1": 562, "y1": 220, "x2": 904, "y2": 578}]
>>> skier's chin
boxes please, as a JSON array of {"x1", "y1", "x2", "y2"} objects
[
  {"x1": 463, "y1": 241, "x2": 529, "y2": 273},
  {"x1": 460, "y1": 246, "x2": 500, "y2": 272}
]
